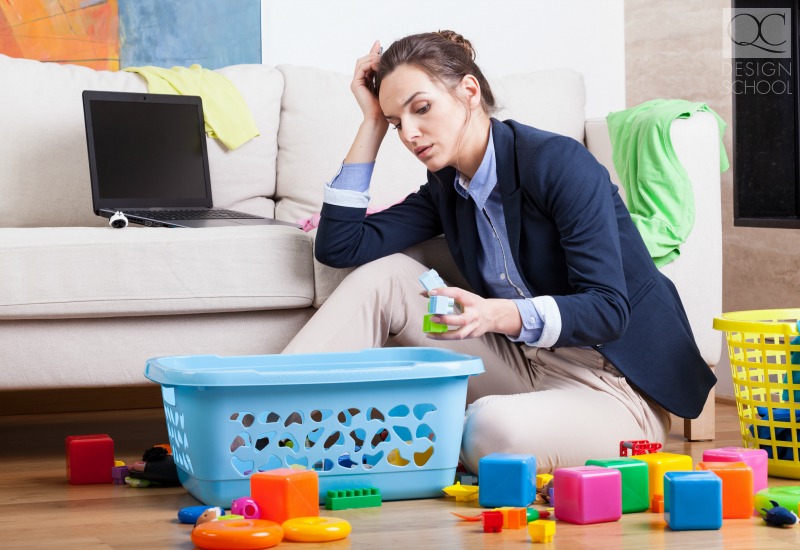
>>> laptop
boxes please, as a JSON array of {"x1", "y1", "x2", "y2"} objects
[{"x1": 82, "y1": 90, "x2": 298, "y2": 228}]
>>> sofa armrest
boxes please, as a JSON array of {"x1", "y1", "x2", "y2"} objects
[{"x1": 585, "y1": 114, "x2": 723, "y2": 368}]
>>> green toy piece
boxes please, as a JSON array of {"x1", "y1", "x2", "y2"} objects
[
  {"x1": 423, "y1": 314, "x2": 448, "y2": 333},
  {"x1": 585, "y1": 458, "x2": 650, "y2": 513},
  {"x1": 325, "y1": 488, "x2": 382, "y2": 510}
]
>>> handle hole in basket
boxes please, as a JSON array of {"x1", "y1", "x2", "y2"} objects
[
  {"x1": 337, "y1": 408, "x2": 361, "y2": 426},
  {"x1": 366, "y1": 407, "x2": 385, "y2": 421},
  {"x1": 392, "y1": 426, "x2": 413, "y2": 445},
  {"x1": 324, "y1": 431, "x2": 344, "y2": 449},
  {"x1": 416, "y1": 424, "x2": 436, "y2": 442},
  {"x1": 310, "y1": 409, "x2": 333, "y2": 422},
  {"x1": 414, "y1": 446, "x2": 434, "y2": 467},
  {"x1": 284, "y1": 411, "x2": 304, "y2": 427},
  {"x1": 350, "y1": 429, "x2": 366, "y2": 451}
]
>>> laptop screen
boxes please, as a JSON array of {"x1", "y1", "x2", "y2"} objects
[{"x1": 83, "y1": 91, "x2": 213, "y2": 211}]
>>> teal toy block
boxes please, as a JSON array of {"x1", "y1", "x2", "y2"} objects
[
  {"x1": 418, "y1": 269, "x2": 445, "y2": 292},
  {"x1": 585, "y1": 458, "x2": 649, "y2": 513},
  {"x1": 664, "y1": 471, "x2": 722, "y2": 531},
  {"x1": 423, "y1": 314, "x2": 448, "y2": 333},
  {"x1": 324, "y1": 487, "x2": 382, "y2": 510},
  {"x1": 478, "y1": 453, "x2": 537, "y2": 508},
  {"x1": 428, "y1": 295, "x2": 454, "y2": 315}
]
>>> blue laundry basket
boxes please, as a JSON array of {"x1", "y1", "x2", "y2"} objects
[{"x1": 144, "y1": 347, "x2": 484, "y2": 507}]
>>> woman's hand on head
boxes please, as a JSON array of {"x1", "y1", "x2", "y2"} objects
[
  {"x1": 423, "y1": 287, "x2": 523, "y2": 340},
  {"x1": 351, "y1": 40, "x2": 388, "y2": 127}
]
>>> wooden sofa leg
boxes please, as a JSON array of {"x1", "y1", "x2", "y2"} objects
[{"x1": 683, "y1": 365, "x2": 716, "y2": 441}]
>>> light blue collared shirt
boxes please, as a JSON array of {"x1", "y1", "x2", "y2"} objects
[{"x1": 324, "y1": 131, "x2": 562, "y2": 347}]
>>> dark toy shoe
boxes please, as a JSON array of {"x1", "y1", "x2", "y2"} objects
[{"x1": 127, "y1": 446, "x2": 181, "y2": 486}]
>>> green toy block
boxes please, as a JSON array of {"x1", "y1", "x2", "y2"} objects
[
  {"x1": 423, "y1": 314, "x2": 448, "y2": 333},
  {"x1": 324, "y1": 487, "x2": 382, "y2": 510},
  {"x1": 585, "y1": 458, "x2": 649, "y2": 513}
]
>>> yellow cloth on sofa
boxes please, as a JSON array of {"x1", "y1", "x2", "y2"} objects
[{"x1": 124, "y1": 64, "x2": 259, "y2": 150}]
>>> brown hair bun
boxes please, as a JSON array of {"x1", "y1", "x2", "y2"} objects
[{"x1": 436, "y1": 30, "x2": 476, "y2": 61}]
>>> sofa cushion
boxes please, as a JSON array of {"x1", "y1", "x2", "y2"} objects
[
  {"x1": 0, "y1": 55, "x2": 283, "y2": 228},
  {"x1": 274, "y1": 65, "x2": 586, "y2": 224},
  {"x1": 0, "y1": 226, "x2": 313, "y2": 319}
]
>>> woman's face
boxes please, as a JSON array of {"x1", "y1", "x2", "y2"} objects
[{"x1": 379, "y1": 64, "x2": 474, "y2": 173}]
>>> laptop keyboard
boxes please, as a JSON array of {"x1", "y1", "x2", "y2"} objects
[{"x1": 122, "y1": 209, "x2": 263, "y2": 220}]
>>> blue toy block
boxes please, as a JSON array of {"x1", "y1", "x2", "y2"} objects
[
  {"x1": 428, "y1": 295, "x2": 454, "y2": 315},
  {"x1": 478, "y1": 453, "x2": 537, "y2": 508},
  {"x1": 664, "y1": 471, "x2": 722, "y2": 531},
  {"x1": 418, "y1": 269, "x2": 445, "y2": 292}
]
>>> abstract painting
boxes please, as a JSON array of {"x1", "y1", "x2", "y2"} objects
[{"x1": 0, "y1": 0, "x2": 261, "y2": 71}]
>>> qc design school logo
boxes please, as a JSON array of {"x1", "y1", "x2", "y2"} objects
[
  {"x1": 723, "y1": 7, "x2": 791, "y2": 58},
  {"x1": 722, "y1": 8, "x2": 792, "y2": 95}
]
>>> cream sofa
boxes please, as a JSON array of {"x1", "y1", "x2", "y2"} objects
[{"x1": 0, "y1": 54, "x2": 721, "y2": 439}]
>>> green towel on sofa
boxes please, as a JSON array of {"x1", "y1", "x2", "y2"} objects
[
  {"x1": 124, "y1": 64, "x2": 259, "y2": 150},
  {"x1": 606, "y1": 99, "x2": 729, "y2": 268}
]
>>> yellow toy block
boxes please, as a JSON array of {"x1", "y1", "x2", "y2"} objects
[
  {"x1": 528, "y1": 519, "x2": 556, "y2": 543},
  {"x1": 631, "y1": 452, "x2": 692, "y2": 503},
  {"x1": 536, "y1": 473, "x2": 554, "y2": 490}
]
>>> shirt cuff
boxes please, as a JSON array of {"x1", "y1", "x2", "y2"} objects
[
  {"x1": 324, "y1": 163, "x2": 374, "y2": 208},
  {"x1": 509, "y1": 295, "x2": 561, "y2": 348},
  {"x1": 328, "y1": 162, "x2": 374, "y2": 192}
]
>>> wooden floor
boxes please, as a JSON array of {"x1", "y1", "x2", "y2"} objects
[{"x1": 2, "y1": 402, "x2": 800, "y2": 549}]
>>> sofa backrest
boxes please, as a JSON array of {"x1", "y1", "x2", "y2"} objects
[
  {"x1": 274, "y1": 65, "x2": 586, "y2": 224},
  {"x1": 0, "y1": 54, "x2": 586, "y2": 228},
  {"x1": 0, "y1": 54, "x2": 283, "y2": 228}
]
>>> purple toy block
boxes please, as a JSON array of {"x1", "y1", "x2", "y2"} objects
[
  {"x1": 554, "y1": 466, "x2": 622, "y2": 524},
  {"x1": 701, "y1": 447, "x2": 768, "y2": 494},
  {"x1": 111, "y1": 465, "x2": 129, "y2": 485}
]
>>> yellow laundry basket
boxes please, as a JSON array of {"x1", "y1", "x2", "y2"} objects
[{"x1": 714, "y1": 309, "x2": 800, "y2": 479}]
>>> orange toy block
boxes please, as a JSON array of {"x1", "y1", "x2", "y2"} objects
[
  {"x1": 251, "y1": 468, "x2": 319, "y2": 524},
  {"x1": 696, "y1": 461, "x2": 754, "y2": 519},
  {"x1": 651, "y1": 494, "x2": 664, "y2": 513},
  {"x1": 495, "y1": 507, "x2": 527, "y2": 529}
]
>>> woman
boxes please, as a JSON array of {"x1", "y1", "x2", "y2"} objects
[{"x1": 283, "y1": 31, "x2": 715, "y2": 473}]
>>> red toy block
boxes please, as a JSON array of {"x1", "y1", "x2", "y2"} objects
[
  {"x1": 482, "y1": 510, "x2": 504, "y2": 533},
  {"x1": 250, "y1": 468, "x2": 319, "y2": 524},
  {"x1": 620, "y1": 439, "x2": 662, "y2": 457},
  {"x1": 65, "y1": 434, "x2": 115, "y2": 484}
]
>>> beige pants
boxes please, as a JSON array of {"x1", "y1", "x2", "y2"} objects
[{"x1": 283, "y1": 254, "x2": 671, "y2": 473}]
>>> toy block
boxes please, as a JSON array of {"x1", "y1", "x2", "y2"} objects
[
  {"x1": 630, "y1": 452, "x2": 692, "y2": 503},
  {"x1": 553, "y1": 466, "x2": 622, "y2": 524},
  {"x1": 493, "y1": 507, "x2": 527, "y2": 529},
  {"x1": 482, "y1": 510, "x2": 504, "y2": 533},
  {"x1": 478, "y1": 453, "x2": 537, "y2": 508},
  {"x1": 651, "y1": 494, "x2": 664, "y2": 513},
  {"x1": 423, "y1": 314, "x2": 448, "y2": 333},
  {"x1": 456, "y1": 472, "x2": 478, "y2": 486},
  {"x1": 418, "y1": 269, "x2": 445, "y2": 291},
  {"x1": 428, "y1": 295, "x2": 454, "y2": 315},
  {"x1": 111, "y1": 465, "x2": 129, "y2": 485},
  {"x1": 696, "y1": 461, "x2": 754, "y2": 519},
  {"x1": 324, "y1": 487, "x2": 382, "y2": 510},
  {"x1": 251, "y1": 468, "x2": 319, "y2": 523},
  {"x1": 754, "y1": 486, "x2": 800, "y2": 518},
  {"x1": 65, "y1": 434, "x2": 115, "y2": 484},
  {"x1": 586, "y1": 458, "x2": 649, "y2": 514},
  {"x1": 536, "y1": 473, "x2": 553, "y2": 490},
  {"x1": 702, "y1": 447, "x2": 768, "y2": 494},
  {"x1": 663, "y1": 471, "x2": 722, "y2": 531},
  {"x1": 527, "y1": 519, "x2": 556, "y2": 543},
  {"x1": 619, "y1": 439, "x2": 662, "y2": 457}
]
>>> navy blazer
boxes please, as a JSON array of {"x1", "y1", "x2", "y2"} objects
[{"x1": 317, "y1": 118, "x2": 716, "y2": 419}]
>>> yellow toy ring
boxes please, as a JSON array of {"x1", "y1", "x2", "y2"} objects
[
  {"x1": 281, "y1": 516, "x2": 352, "y2": 542},
  {"x1": 191, "y1": 519, "x2": 283, "y2": 550}
]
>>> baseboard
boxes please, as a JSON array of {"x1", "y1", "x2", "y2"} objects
[
  {"x1": 715, "y1": 395, "x2": 736, "y2": 406},
  {"x1": 0, "y1": 385, "x2": 163, "y2": 416}
]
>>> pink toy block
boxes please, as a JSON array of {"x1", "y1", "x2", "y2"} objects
[
  {"x1": 553, "y1": 466, "x2": 622, "y2": 524},
  {"x1": 701, "y1": 447, "x2": 768, "y2": 493}
]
